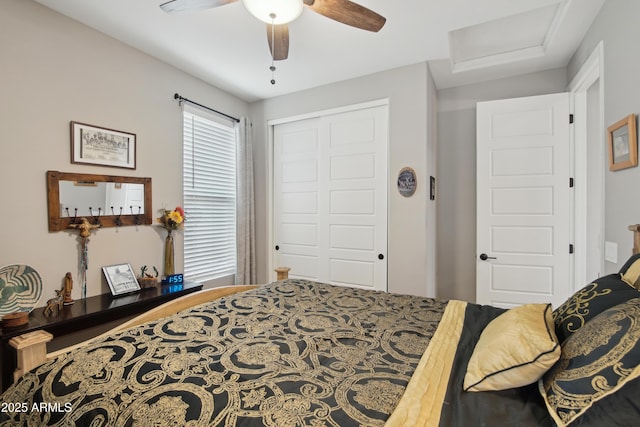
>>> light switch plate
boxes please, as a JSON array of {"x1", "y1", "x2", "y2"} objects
[{"x1": 605, "y1": 241, "x2": 618, "y2": 263}]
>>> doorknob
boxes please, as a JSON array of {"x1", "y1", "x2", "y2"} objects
[{"x1": 479, "y1": 253, "x2": 497, "y2": 261}]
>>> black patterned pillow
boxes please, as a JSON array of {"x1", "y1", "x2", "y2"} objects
[
  {"x1": 553, "y1": 274, "x2": 640, "y2": 344},
  {"x1": 540, "y1": 298, "x2": 640, "y2": 426}
]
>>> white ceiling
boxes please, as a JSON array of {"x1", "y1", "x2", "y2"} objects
[{"x1": 33, "y1": 0, "x2": 606, "y2": 102}]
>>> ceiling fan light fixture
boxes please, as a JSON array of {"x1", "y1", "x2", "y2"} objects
[{"x1": 243, "y1": 0, "x2": 304, "y2": 25}]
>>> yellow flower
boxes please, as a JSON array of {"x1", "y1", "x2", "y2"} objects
[
  {"x1": 168, "y1": 211, "x2": 183, "y2": 224},
  {"x1": 157, "y1": 207, "x2": 186, "y2": 231}
]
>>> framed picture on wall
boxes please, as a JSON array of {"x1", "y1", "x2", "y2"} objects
[
  {"x1": 607, "y1": 114, "x2": 638, "y2": 171},
  {"x1": 71, "y1": 121, "x2": 136, "y2": 169}
]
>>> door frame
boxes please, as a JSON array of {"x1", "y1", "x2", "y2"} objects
[
  {"x1": 266, "y1": 98, "x2": 390, "y2": 282},
  {"x1": 568, "y1": 40, "x2": 605, "y2": 292}
]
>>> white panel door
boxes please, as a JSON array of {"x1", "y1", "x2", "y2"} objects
[
  {"x1": 476, "y1": 93, "x2": 571, "y2": 308},
  {"x1": 274, "y1": 118, "x2": 322, "y2": 280},
  {"x1": 274, "y1": 105, "x2": 388, "y2": 291}
]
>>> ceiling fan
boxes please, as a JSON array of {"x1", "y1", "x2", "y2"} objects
[{"x1": 160, "y1": 0, "x2": 386, "y2": 61}]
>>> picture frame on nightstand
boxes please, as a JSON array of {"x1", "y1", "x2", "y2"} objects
[{"x1": 102, "y1": 263, "x2": 141, "y2": 296}]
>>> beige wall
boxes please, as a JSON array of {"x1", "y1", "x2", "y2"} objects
[
  {"x1": 0, "y1": 0, "x2": 248, "y2": 301},
  {"x1": 249, "y1": 63, "x2": 437, "y2": 297},
  {"x1": 568, "y1": 0, "x2": 640, "y2": 273},
  {"x1": 5, "y1": 0, "x2": 624, "y2": 308},
  {"x1": 2, "y1": 0, "x2": 437, "y2": 303}
]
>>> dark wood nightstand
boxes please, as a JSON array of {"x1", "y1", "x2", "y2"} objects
[{"x1": 0, "y1": 281, "x2": 202, "y2": 392}]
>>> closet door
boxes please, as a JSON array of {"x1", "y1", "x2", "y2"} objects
[{"x1": 273, "y1": 105, "x2": 388, "y2": 291}]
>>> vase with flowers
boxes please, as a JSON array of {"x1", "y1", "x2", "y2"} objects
[{"x1": 157, "y1": 206, "x2": 185, "y2": 276}]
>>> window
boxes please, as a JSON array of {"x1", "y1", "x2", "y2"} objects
[{"x1": 183, "y1": 107, "x2": 237, "y2": 283}]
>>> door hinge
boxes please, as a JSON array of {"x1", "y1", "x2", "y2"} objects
[
  {"x1": 569, "y1": 244, "x2": 574, "y2": 254},
  {"x1": 569, "y1": 114, "x2": 574, "y2": 124},
  {"x1": 569, "y1": 177, "x2": 574, "y2": 188}
]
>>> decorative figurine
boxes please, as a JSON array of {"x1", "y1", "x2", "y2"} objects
[
  {"x1": 138, "y1": 265, "x2": 159, "y2": 289},
  {"x1": 69, "y1": 217, "x2": 101, "y2": 238},
  {"x1": 63, "y1": 272, "x2": 74, "y2": 305},
  {"x1": 44, "y1": 289, "x2": 64, "y2": 316},
  {"x1": 69, "y1": 217, "x2": 100, "y2": 300}
]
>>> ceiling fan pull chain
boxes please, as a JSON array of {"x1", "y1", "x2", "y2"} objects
[{"x1": 269, "y1": 13, "x2": 277, "y2": 85}]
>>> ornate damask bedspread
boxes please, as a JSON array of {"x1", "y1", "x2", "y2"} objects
[{"x1": 0, "y1": 280, "x2": 452, "y2": 426}]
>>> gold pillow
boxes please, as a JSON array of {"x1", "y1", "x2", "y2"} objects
[
  {"x1": 621, "y1": 258, "x2": 640, "y2": 290},
  {"x1": 464, "y1": 303, "x2": 560, "y2": 392}
]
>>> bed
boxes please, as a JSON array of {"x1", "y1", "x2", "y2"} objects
[{"x1": 2, "y1": 257, "x2": 640, "y2": 427}]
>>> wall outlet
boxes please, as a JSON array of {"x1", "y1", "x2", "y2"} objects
[{"x1": 605, "y1": 241, "x2": 618, "y2": 263}]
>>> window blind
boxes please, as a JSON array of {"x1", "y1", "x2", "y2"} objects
[{"x1": 183, "y1": 110, "x2": 237, "y2": 283}]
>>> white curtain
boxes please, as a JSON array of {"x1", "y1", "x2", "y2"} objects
[{"x1": 236, "y1": 117, "x2": 257, "y2": 284}]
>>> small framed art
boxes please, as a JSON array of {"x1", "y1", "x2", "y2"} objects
[
  {"x1": 102, "y1": 263, "x2": 141, "y2": 296},
  {"x1": 71, "y1": 121, "x2": 136, "y2": 169},
  {"x1": 607, "y1": 114, "x2": 637, "y2": 171}
]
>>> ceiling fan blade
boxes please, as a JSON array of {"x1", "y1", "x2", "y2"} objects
[
  {"x1": 304, "y1": 0, "x2": 386, "y2": 32},
  {"x1": 267, "y1": 24, "x2": 290, "y2": 61},
  {"x1": 160, "y1": 0, "x2": 237, "y2": 14}
]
